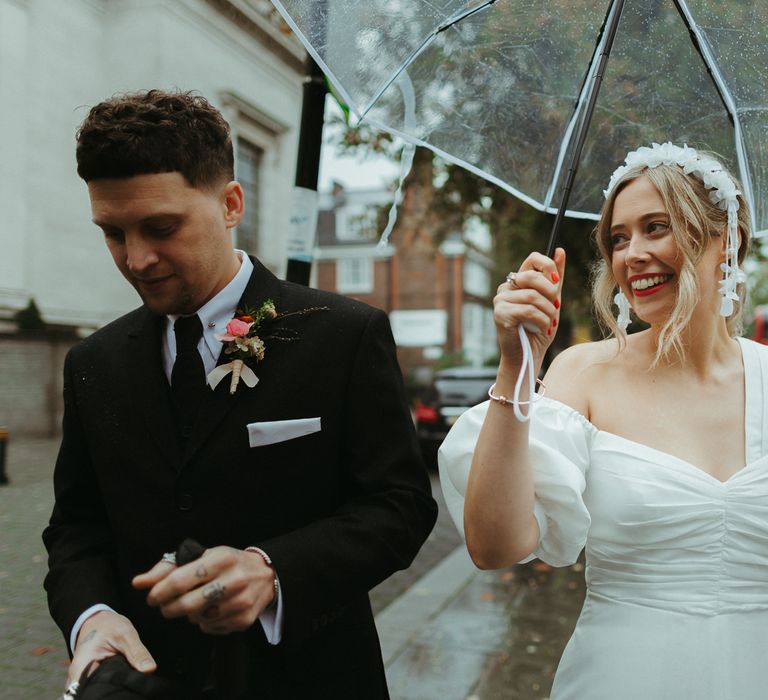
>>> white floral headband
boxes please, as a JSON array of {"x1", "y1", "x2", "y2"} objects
[{"x1": 604, "y1": 142, "x2": 745, "y2": 318}]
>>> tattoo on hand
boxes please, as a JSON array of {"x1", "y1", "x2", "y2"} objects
[
  {"x1": 195, "y1": 564, "x2": 208, "y2": 579},
  {"x1": 202, "y1": 581, "x2": 226, "y2": 602},
  {"x1": 79, "y1": 630, "x2": 97, "y2": 646}
]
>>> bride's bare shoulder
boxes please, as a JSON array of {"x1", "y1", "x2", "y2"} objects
[{"x1": 542, "y1": 339, "x2": 620, "y2": 416}]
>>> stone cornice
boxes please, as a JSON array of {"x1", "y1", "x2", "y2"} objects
[{"x1": 204, "y1": 0, "x2": 305, "y2": 73}]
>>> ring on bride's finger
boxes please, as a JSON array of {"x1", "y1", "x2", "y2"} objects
[
  {"x1": 161, "y1": 551, "x2": 177, "y2": 565},
  {"x1": 505, "y1": 272, "x2": 519, "y2": 289}
]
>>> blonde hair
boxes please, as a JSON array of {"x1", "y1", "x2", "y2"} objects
[{"x1": 592, "y1": 157, "x2": 751, "y2": 366}]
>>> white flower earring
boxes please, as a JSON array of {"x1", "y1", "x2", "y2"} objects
[
  {"x1": 718, "y1": 202, "x2": 746, "y2": 317},
  {"x1": 614, "y1": 290, "x2": 631, "y2": 333}
]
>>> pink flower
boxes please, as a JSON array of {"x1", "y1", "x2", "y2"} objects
[{"x1": 226, "y1": 318, "x2": 252, "y2": 337}]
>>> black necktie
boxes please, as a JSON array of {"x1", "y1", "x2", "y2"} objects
[{"x1": 171, "y1": 315, "x2": 206, "y2": 440}]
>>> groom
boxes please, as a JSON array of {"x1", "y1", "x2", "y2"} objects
[{"x1": 43, "y1": 89, "x2": 437, "y2": 699}]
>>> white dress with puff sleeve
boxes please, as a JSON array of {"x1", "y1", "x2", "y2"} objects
[{"x1": 439, "y1": 337, "x2": 768, "y2": 699}]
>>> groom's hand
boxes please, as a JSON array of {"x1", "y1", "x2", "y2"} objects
[
  {"x1": 133, "y1": 546, "x2": 276, "y2": 635},
  {"x1": 66, "y1": 610, "x2": 156, "y2": 688}
]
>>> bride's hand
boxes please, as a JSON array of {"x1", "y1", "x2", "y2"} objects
[{"x1": 494, "y1": 248, "x2": 565, "y2": 372}]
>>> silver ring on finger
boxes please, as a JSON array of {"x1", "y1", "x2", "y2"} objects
[
  {"x1": 505, "y1": 272, "x2": 519, "y2": 289},
  {"x1": 161, "y1": 551, "x2": 177, "y2": 565}
]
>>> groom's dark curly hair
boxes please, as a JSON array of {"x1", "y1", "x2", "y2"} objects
[{"x1": 76, "y1": 89, "x2": 234, "y2": 188}]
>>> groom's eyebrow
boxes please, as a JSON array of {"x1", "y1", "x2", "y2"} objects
[{"x1": 92, "y1": 213, "x2": 182, "y2": 227}]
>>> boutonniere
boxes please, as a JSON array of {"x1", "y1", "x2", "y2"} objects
[{"x1": 206, "y1": 299, "x2": 328, "y2": 394}]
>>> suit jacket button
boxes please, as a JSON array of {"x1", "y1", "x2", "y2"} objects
[
  {"x1": 177, "y1": 492, "x2": 194, "y2": 511},
  {"x1": 181, "y1": 425, "x2": 193, "y2": 439}
]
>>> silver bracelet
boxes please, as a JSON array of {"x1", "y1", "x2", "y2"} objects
[
  {"x1": 245, "y1": 546, "x2": 279, "y2": 599},
  {"x1": 488, "y1": 379, "x2": 546, "y2": 406}
]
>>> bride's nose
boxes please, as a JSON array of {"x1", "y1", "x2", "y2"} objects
[{"x1": 625, "y1": 235, "x2": 651, "y2": 267}]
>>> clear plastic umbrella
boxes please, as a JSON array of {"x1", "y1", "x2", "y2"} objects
[{"x1": 271, "y1": 0, "x2": 768, "y2": 240}]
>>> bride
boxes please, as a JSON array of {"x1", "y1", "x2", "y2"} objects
[{"x1": 439, "y1": 143, "x2": 768, "y2": 699}]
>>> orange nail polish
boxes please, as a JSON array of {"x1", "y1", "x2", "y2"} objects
[
  {"x1": 554, "y1": 297, "x2": 560, "y2": 309},
  {"x1": 551, "y1": 272, "x2": 560, "y2": 283}
]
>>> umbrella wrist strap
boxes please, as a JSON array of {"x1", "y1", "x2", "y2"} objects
[{"x1": 511, "y1": 325, "x2": 537, "y2": 422}]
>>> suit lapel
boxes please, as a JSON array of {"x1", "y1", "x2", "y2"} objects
[
  {"x1": 123, "y1": 308, "x2": 181, "y2": 470},
  {"x1": 181, "y1": 258, "x2": 284, "y2": 467}
]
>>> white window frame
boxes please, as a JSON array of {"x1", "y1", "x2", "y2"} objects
[
  {"x1": 220, "y1": 91, "x2": 289, "y2": 266},
  {"x1": 336, "y1": 258, "x2": 374, "y2": 294}
]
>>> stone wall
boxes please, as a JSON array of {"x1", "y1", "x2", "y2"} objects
[{"x1": 0, "y1": 332, "x2": 78, "y2": 437}]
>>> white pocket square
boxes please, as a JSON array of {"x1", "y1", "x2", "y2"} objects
[{"x1": 247, "y1": 417, "x2": 321, "y2": 448}]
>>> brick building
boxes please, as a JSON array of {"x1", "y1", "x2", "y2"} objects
[{"x1": 313, "y1": 183, "x2": 497, "y2": 388}]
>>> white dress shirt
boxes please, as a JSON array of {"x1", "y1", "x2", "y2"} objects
[{"x1": 70, "y1": 251, "x2": 284, "y2": 651}]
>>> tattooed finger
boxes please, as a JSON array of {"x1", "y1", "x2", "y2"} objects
[{"x1": 202, "y1": 581, "x2": 226, "y2": 602}]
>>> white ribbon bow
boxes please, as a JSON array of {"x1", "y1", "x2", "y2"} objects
[{"x1": 207, "y1": 360, "x2": 259, "y2": 395}]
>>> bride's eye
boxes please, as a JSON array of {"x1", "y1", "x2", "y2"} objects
[
  {"x1": 648, "y1": 222, "x2": 669, "y2": 234},
  {"x1": 610, "y1": 232, "x2": 629, "y2": 249}
]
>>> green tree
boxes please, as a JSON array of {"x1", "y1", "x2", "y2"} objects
[{"x1": 14, "y1": 298, "x2": 46, "y2": 332}]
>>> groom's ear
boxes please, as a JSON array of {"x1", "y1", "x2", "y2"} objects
[{"x1": 221, "y1": 181, "x2": 244, "y2": 230}]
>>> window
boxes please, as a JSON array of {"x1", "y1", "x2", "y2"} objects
[
  {"x1": 336, "y1": 258, "x2": 373, "y2": 294},
  {"x1": 236, "y1": 139, "x2": 263, "y2": 255},
  {"x1": 336, "y1": 204, "x2": 380, "y2": 241},
  {"x1": 462, "y1": 302, "x2": 496, "y2": 366}
]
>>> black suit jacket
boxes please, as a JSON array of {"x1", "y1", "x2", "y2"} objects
[{"x1": 43, "y1": 258, "x2": 437, "y2": 698}]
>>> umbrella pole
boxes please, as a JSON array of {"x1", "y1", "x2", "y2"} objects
[{"x1": 545, "y1": 0, "x2": 626, "y2": 258}]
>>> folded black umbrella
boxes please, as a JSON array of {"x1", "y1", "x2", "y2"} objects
[
  {"x1": 61, "y1": 655, "x2": 182, "y2": 700},
  {"x1": 61, "y1": 539, "x2": 206, "y2": 700},
  {"x1": 63, "y1": 538, "x2": 252, "y2": 699},
  {"x1": 174, "y1": 539, "x2": 251, "y2": 700}
]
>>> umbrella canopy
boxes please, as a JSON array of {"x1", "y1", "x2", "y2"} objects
[{"x1": 272, "y1": 0, "x2": 767, "y2": 236}]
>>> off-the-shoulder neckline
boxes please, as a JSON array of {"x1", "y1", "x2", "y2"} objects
[{"x1": 536, "y1": 337, "x2": 764, "y2": 485}]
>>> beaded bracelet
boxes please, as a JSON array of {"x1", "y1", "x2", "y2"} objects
[
  {"x1": 488, "y1": 379, "x2": 546, "y2": 406},
  {"x1": 245, "y1": 546, "x2": 279, "y2": 600}
]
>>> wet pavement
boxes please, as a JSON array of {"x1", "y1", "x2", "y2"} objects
[
  {"x1": 0, "y1": 438, "x2": 69, "y2": 699},
  {"x1": 383, "y1": 553, "x2": 586, "y2": 700},
  {"x1": 0, "y1": 437, "x2": 586, "y2": 699}
]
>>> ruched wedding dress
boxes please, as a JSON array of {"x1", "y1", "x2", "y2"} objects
[{"x1": 439, "y1": 337, "x2": 768, "y2": 699}]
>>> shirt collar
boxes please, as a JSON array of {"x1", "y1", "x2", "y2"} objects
[{"x1": 167, "y1": 250, "x2": 253, "y2": 359}]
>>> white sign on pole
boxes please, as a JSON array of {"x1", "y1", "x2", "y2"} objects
[
  {"x1": 389, "y1": 310, "x2": 448, "y2": 347},
  {"x1": 286, "y1": 186, "x2": 319, "y2": 262}
]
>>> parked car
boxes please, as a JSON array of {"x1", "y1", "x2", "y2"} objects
[
  {"x1": 414, "y1": 366, "x2": 497, "y2": 468},
  {"x1": 751, "y1": 306, "x2": 768, "y2": 345}
]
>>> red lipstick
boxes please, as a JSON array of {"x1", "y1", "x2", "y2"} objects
[{"x1": 628, "y1": 273, "x2": 673, "y2": 298}]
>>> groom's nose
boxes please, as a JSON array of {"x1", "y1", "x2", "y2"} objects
[{"x1": 125, "y1": 232, "x2": 161, "y2": 274}]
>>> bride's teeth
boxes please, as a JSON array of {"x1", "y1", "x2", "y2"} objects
[{"x1": 632, "y1": 275, "x2": 669, "y2": 290}]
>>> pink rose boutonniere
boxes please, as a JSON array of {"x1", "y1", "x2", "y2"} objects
[{"x1": 206, "y1": 299, "x2": 328, "y2": 394}]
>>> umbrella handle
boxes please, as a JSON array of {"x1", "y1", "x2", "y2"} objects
[{"x1": 511, "y1": 325, "x2": 538, "y2": 423}]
